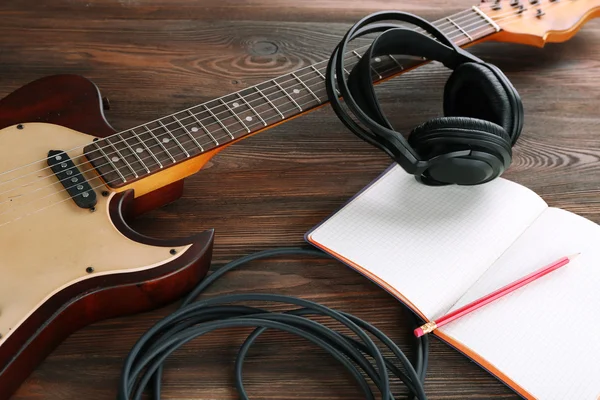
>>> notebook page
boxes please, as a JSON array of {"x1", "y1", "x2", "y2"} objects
[
  {"x1": 308, "y1": 165, "x2": 547, "y2": 319},
  {"x1": 442, "y1": 208, "x2": 600, "y2": 400}
]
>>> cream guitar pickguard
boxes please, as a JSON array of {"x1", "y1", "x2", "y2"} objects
[{"x1": 0, "y1": 123, "x2": 190, "y2": 346}]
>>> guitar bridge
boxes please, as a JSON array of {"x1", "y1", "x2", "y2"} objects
[{"x1": 47, "y1": 150, "x2": 97, "y2": 209}]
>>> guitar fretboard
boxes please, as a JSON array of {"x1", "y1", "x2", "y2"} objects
[{"x1": 84, "y1": 6, "x2": 499, "y2": 188}]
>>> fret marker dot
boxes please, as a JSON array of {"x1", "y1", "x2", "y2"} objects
[
  {"x1": 374, "y1": 57, "x2": 381, "y2": 63},
  {"x1": 245, "y1": 116, "x2": 253, "y2": 122},
  {"x1": 191, "y1": 127, "x2": 199, "y2": 132},
  {"x1": 293, "y1": 89, "x2": 300, "y2": 94},
  {"x1": 136, "y1": 148, "x2": 144, "y2": 153},
  {"x1": 232, "y1": 102, "x2": 240, "y2": 108},
  {"x1": 111, "y1": 157, "x2": 120, "y2": 162},
  {"x1": 162, "y1": 138, "x2": 170, "y2": 143}
]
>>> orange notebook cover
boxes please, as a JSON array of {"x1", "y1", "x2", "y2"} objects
[{"x1": 306, "y1": 165, "x2": 600, "y2": 400}]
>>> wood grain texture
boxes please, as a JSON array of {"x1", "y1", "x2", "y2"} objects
[{"x1": 1, "y1": 0, "x2": 599, "y2": 399}]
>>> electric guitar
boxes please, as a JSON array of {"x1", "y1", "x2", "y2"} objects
[{"x1": 0, "y1": 1, "x2": 598, "y2": 398}]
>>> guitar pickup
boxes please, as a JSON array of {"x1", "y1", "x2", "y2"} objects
[{"x1": 48, "y1": 150, "x2": 97, "y2": 209}]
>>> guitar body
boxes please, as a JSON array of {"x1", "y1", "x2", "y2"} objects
[{"x1": 0, "y1": 75, "x2": 214, "y2": 400}]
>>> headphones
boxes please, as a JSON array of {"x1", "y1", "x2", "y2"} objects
[{"x1": 326, "y1": 11, "x2": 524, "y2": 186}]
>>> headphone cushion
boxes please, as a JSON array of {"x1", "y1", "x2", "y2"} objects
[
  {"x1": 444, "y1": 62, "x2": 513, "y2": 136},
  {"x1": 408, "y1": 117, "x2": 512, "y2": 185},
  {"x1": 408, "y1": 116, "x2": 512, "y2": 160}
]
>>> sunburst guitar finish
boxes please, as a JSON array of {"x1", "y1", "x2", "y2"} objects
[{"x1": 0, "y1": 75, "x2": 214, "y2": 399}]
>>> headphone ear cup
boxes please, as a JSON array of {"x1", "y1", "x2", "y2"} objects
[
  {"x1": 444, "y1": 62, "x2": 516, "y2": 142},
  {"x1": 408, "y1": 116, "x2": 512, "y2": 185}
]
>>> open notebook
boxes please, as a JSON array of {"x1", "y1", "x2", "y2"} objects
[{"x1": 306, "y1": 165, "x2": 600, "y2": 400}]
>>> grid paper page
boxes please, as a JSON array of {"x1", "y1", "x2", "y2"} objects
[
  {"x1": 442, "y1": 207, "x2": 600, "y2": 400},
  {"x1": 308, "y1": 165, "x2": 547, "y2": 319}
]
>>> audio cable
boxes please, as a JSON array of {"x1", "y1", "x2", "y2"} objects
[{"x1": 118, "y1": 247, "x2": 429, "y2": 400}]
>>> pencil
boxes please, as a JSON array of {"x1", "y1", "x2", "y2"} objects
[{"x1": 414, "y1": 253, "x2": 580, "y2": 338}]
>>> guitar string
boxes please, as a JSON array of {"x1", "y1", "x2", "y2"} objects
[
  {"x1": 0, "y1": 16, "x2": 495, "y2": 203},
  {"x1": 0, "y1": 23, "x2": 497, "y2": 210},
  {"x1": 0, "y1": 4, "x2": 554, "y2": 220},
  {"x1": 0, "y1": 0, "x2": 554, "y2": 203},
  {"x1": 0, "y1": 14, "x2": 528, "y2": 211},
  {"x1": 0, "y1": 0, "x2": 564, "y2": 195},
  {"x1": 0, "y1": 2, "x2": 566, "y2": 226},
  {"x1": 0, "y1": 7, "x2": 484, "y2": 189},
  {"x1": 0, "y1": 84, "x2": 429, "y2": 227},
  {"x1": 53, "y1": 5, "x2": 519, "y2": 161},
  {"x1": 71, "y1": 0, "x2": 562, "y2": 173},
  {"x1": 0, "y1": 0, "x2": 544, "y2": 207},
  {"x1": 0, "y1": 1, "x2": 562, "y2": 191},
  {"x1": 0, "y1": 0, "x2": 562, "y2": 220},
  {"x1": 0, "y1": 5, "x2": 522, "y2": 185}
]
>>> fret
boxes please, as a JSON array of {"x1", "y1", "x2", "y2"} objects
[
  {"x1": 311, "y1": 65, "x2": 326, "y2": 81},
  {"x1": 237, "y1": 92, "x2": 266, "y2": 126},
  {"x1": 271, "y1": 79, "x2": 302, "y2": 111},
  {"x1": 255, "y1": 86, "x2": 284, "y2": 119},
  {"x1": 173, "y1": 114, "x2": 204, "y2": 151},
  {"x1": 130, "y1": 128, "x2": 162, "y2": 169},
  {"x1": 446, "y1": 17, "x2": 473, "y2": 42},
  {"x1": 105, "y1": 138, "x2": 138, "y2": 178},
  {"x1": 242, "y1": 87, "x2": 284, "y2": 125},
  {"x1": 221, "y1": 93, "x2": 265, "y2": 131},
  {"x1": 412, "y1": 26, "x2": 439, "y2": 41},
  {"x1": 144, "y1": 125, "x2": 176, "y2": 163},
  {"x1": 369, "y1": 54, "x2": 405, "y2": 81},
  {"x1": 472, "y1": 5, "x2": 501, "y2": 32},
  {"x1": 187, "y1": 110, "x2": 219, "y2": 145},
  {"x1": 119, "y1": 132, "x2": 150, "y2": 174},
  {"x1": 420, "y1": 30, "x2": 435, "y2": 40},
  {"x1": 219, "y1": 98, "x2": 250, "y2": 133},
  {"x1": 388, "y1": 54, "x2": 403, "y2": 69},
  {"x1": 352, "y1": 50, "x2": 382, "y2": 79},
  {"x1": 94, "y1": 141, "x2": 126, "y2": 183},
  {"x1": 314, "y1": 64, "x2": 341, "y2": 96},
  {"x1": 291, "y1": 72, "x2": 321, "y2": 102},
  {"x1": 203, "y1": 104, "x2": 234, "y2": 139},
  {"x1": 158, "y1": 120, "x2": 189, "y2": 158}
]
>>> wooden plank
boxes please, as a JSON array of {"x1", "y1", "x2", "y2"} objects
[{"x1": 1, "y1": 0, "x2": 599, "y2": 399}]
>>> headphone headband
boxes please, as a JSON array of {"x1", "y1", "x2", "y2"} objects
[
  {"x1": 326, "y1": 11, "x2": 484, "y2": 173},
  {"x1": 326, "y1": 11, "x2": 522, "y2": 185}
]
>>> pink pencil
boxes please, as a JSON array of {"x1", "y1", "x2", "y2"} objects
[{"x1": 414, "y1": 253, "x2": 580, "y2": 338}]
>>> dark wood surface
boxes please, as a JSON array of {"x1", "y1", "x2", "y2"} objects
[{"x1": 1, "y1": 1, "x2": 599, "y2": 399}]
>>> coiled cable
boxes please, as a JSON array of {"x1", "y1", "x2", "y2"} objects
[{"x1": 118, "y1": 247, "x2": 429, "y2": 400}]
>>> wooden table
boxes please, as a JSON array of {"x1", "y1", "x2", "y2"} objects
[{"x1": 1, "y1": 1, "x2": 599, "y2": 399}]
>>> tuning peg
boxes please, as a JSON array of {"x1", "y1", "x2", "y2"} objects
[
  {"x1": 510, "y1": 0, "x2": 520, "y2": 6},
  {"x1": 536, "y1": 8, "x2": 545, "y2": 18}
]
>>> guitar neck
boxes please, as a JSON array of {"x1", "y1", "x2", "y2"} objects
[{"x1": 86, "y1": 5, "x2": 500, "y2": 188}]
